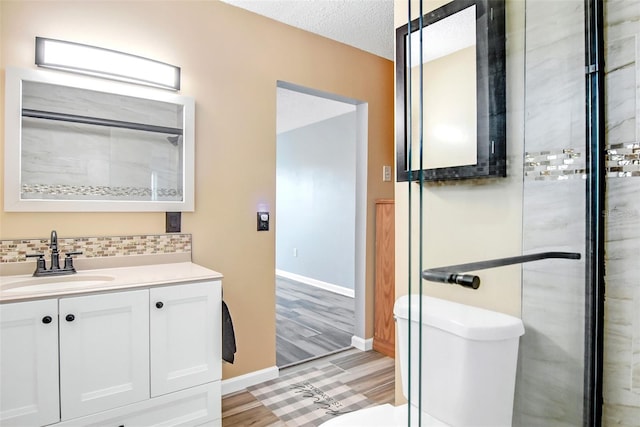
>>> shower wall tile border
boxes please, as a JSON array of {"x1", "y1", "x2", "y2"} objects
[
  {"x1": 606, "y1": 142, "x2": 640, "y2": 177},
  {"x1": 21, "y1": 184, "x2": 184, "y2": 200},
  {"x1": 0, "y1": 233, "x2": 191, "y2": 263},
  {"x1": 523, "y1": 143, "x2": 640, "y2": 180},
  {"x1": 524, "y1": 148, "x2": 587, "y2": 181}
]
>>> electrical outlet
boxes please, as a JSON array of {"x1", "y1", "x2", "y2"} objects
[{"x1": 293, "y1": 248, "x2": 298, "y2": 257}]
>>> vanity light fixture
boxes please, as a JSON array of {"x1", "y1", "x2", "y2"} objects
[{"x1": 35, "y1": 37, "x2": 180, "y2": 90}]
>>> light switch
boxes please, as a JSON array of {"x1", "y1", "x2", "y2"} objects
[
  {"x1": 383, "y1": 165, "x2": 392, "y2": 182},
  {"x1": 257, "y1": 211, "x2": 269, "y2": 231}
]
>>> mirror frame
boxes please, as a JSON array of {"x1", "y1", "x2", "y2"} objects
[
  {"x1": 395, "y1": 0, "x2": 506, "y2": 182},
  {"x1": 4, "y1": 66, "x2": 195, "y2": 212}
]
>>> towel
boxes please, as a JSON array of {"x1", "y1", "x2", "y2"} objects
[{"x1": 222, "y1": 300, "x2": 237, "y2": 364}]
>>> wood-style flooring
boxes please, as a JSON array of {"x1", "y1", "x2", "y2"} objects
[
  {"x1": 276, "y1": 278, "x2": 355, "y2": 367},
  {"x1": 222, "y1": 348, "x2": 396, "y2": 427}
]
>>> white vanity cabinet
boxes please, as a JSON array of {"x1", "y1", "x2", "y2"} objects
[
  {"x1": 150, "y1": 282, "x2": 221, "y2": 397},
  {"x1": 0, "y1": 278, "x2": 222, "y2": 427},
  {"x1": 0, "y1": 299, "x2": 60, "y2": 427},
  {"x1": 59, "y1": 289, "x2": 150, "y2": 420}
]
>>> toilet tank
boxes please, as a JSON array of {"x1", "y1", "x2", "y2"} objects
[{"x1": 394, "y1": 295, "x2": 525, "y2": 427}]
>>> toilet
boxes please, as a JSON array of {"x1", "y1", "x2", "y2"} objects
[{"x1": 321, "y1": 295, "x2": 525, "y2": 426}]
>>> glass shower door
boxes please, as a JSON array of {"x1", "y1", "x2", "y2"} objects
[{"x1": 515, "y1": 0, "x2": 591, "y2": 425}]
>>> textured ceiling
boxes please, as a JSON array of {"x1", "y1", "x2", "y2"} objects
[{"x1": 219, "y1": 0, "x2": 394, "y2": 60}]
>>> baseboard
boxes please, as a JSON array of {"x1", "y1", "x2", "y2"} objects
[
  {"x1": 276, "y1": 269, "x2": 355, "y2": 298},
  {"x1": 373, "y1": 339, "x2": 395, "y2": 359},
  {"x1": 221, "y1": 366, "x2": 279, "y2": 396},
  {"x1": 351, "y1": 336, "x2": 373, "y2": 351}
]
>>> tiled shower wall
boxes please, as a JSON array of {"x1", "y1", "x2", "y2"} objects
[
  {"x1": 602, "y1": 0, "x2": 640, "y2": 424},
  {"x1": 514, "y1": 1, "x2": 587, "y2": 425},
  {"x1": 514, "y1": 0, "x2": 639, "y2": 425},
  {"x1": 0, "y1": 234, "x2": 191, "y2": 264}
]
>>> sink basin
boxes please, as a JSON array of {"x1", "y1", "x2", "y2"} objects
[{"x1": 1, "y1": 274, "x2": 115, "y2": 293}]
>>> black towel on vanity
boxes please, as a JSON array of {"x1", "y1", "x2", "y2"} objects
[{"x1": 222, "y1": 300, "x2": 237, "y2": 364}]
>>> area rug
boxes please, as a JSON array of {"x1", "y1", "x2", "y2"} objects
[{"x1": 248, "y1": 365, "x2": 375, "y2": 426}]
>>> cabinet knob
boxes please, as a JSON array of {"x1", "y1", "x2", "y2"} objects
[
  {"x1": 65, "y1": 314, "x2": 75, "y2": 322},
  {"x1": 42, "y1": 316, "x2": 53, "y2": 324},
  {"x1": 155, "y1": 302, "x2": 164, "y2": 309}
]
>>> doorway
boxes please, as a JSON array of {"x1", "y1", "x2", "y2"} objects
[{"x1": 275, "y1": 81, "x2": 367, "y2": 367}]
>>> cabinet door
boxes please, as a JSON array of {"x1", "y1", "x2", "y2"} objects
[
  {"x1": 150, "y1": 281, "x2": 221, "y2": 396},
  {"x1": 59, "y1": 289, "x2": 149, "y2": 420},
  {"x1": 0, "y1": 299, "x2": 59, "y2": 426}
]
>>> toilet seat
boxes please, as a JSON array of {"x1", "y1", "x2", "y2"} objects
[{"x1": 319, "y1": 404, "x2": 449, "y2": 427}]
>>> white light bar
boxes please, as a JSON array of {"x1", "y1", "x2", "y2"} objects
[{"x1": 35, "y1": 37, "x2": 180, "y2": 91}]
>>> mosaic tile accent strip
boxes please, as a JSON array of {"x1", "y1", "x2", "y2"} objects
[
  {"x1": 606, "y1": 142, "x2": 640, "y2": 177},
  {"x1": 21, "y1": 184, "x2": 183, "y2": 201},
  {"x1": 524, "y1": 148, "x2": 587, "y2": 181},
  {"x1": 0, "y1": 234, "x2": 191, "y2": 263},
  {"x1": 524, "y1": 144, "x2": 640, "y2": 180}
]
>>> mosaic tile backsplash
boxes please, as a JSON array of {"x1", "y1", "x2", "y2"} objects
[{"x1": 0, "y1": 234, "x2": 191, "y2": 263}]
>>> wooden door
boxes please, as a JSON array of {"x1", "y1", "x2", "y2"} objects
[{"x1": 373, "y1": 199, "x2": 395, "y2": 358}]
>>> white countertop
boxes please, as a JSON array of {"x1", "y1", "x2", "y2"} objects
[{"x1": 0, "y1": 262, "x2": 223, "y2": 303}]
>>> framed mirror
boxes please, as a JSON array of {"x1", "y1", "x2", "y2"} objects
[
  {"x1": 4, "y1": 67, "x2": 195, "y2": 211},
  {"x1": 395, "y1": 0, "x2": 506, "y2": 182}
]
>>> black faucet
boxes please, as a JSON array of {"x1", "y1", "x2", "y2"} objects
[
  {"x1": 26, "y1": 230, "x2": 82, "y2": 277},
  {"x1": 49, "y1": 230, "x2": 60, "y2": 270}
]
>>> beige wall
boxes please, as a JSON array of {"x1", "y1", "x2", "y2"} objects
[
  {"x1": 414, "y1": 46, "x2": 477, "y2": 169},
  {"x1": 0, "y1": 0, "x2": 394, "y2": 379},
  {"x1": 393, "y1": 0, "x2": 525, "y2": 401}
]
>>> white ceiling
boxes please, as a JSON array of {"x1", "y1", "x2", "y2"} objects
[
  {"x1": 276, "y1": 87, "x2": 356, "y2": 134},
  {"x1": 220, "y1": 0, "x2": 393, "y2": 134},
  {"x1": 219, "y1": 0, "x2": 394, "y2": 60}
]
